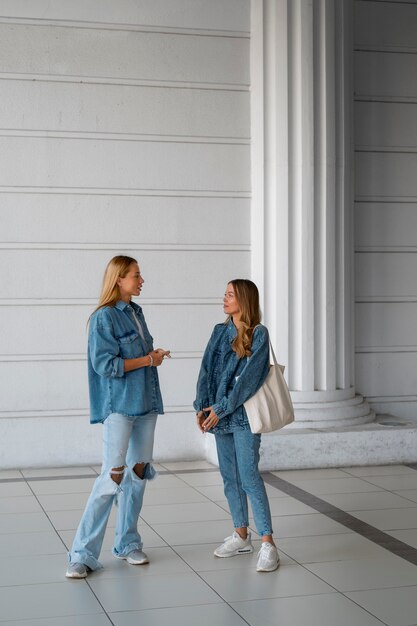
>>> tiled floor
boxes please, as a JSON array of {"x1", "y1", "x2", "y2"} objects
[{"x1": 1, "y1": 462, "x2": 417, "y2": 625}]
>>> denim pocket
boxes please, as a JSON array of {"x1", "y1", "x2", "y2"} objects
[{"x1": 117, "y1": 332, "x2": 140, "y2": 358}]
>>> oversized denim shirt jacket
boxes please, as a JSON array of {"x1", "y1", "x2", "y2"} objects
[
  {"x1": 88, "y1": 300, "x2": 163, "y2": 424},
  {"x1": 193, "y1": 320, "x2": 270, "y2": 434}
]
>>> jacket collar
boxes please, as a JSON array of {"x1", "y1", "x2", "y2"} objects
[
  {"x1": 115, "y1": 300, "x2": 129, "y2": 311},
  {"x1": 114, "y1": 300, "x2": 141, "y2": 313},
  {"x1": 226, "y1": 317, "x2": 238, "y2": 340}
]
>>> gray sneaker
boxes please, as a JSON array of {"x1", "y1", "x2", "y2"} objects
[
  {"x1": 66, "y1": 562, "x2": 89, "y2": 578},
  {"x1": 114, "y1": 549, "x2": 149, "y2": 565},
  {"x1": 214, "y1": 531, "x2": 253, "y2": 558}
]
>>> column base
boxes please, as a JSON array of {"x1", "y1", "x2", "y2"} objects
[{"x1": 290, "y1": 389, "x2": 375, "y2": 428}]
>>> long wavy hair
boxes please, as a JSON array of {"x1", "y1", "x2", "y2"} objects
[
  {"x1": 93, "y1": 255, "x2": 138, "y2": 315},
  {"x1": 226, "y1": 279, "x2": 261, "y2": 358}
]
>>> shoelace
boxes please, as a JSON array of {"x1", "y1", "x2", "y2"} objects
[{"x1": 260, "y1": 542, "x2": 274, "y2": 554}]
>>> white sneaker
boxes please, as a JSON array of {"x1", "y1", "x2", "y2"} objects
[
  {"x1": 256, "y1": 542, "x2": 280, "y2": 572},
  {"x1": 114, "y1": 549, "x2": 149, "y2": 565},
  {"x1": 214, "y1": 531, "x2": 253, "y2": 558}
]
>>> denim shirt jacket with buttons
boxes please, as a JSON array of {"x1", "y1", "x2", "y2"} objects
[
  {"x1": 88, "y1": 300, "x2": 164, "y2": 424},
  {"x1": 193, "y1": 320, "x2": 270, "y2": 434}
]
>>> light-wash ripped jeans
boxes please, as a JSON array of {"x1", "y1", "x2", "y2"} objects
[{"x1": 68, "y1": 412, "x2": 157, "y2": 571}]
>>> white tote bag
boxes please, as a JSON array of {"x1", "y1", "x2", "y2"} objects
[{"x1": 244, "y1": 342, "x2": 294, "y2": 434}]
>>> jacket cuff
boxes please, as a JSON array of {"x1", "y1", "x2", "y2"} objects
[
  {"x1": 212, "y1": 400, "x2": 227, "y2": 419},
  {"x1": 113, "y1": 357, "x2": 125, "y2": 378},
  {"x1": 193, "y1": 400, "x2": 209, "y2": 412}
]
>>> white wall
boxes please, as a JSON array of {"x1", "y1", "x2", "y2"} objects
[
  {"x1": 0, "y1": 0, "x2": 251, "y2": 468},
  {"x1": 354, "y1": 0, "x2": 417, "y2": 419}
]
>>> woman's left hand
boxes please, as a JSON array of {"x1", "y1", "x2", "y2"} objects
[{"x1": 202, "y1": 406, "x2": 219, "y2": 431}]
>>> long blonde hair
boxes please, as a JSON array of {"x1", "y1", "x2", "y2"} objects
[
  {"x1": 227, "y1": 279, "x2": 261, "y2": 358},
  {"x1": 93, "y1": 255, "x2": 138, "y2": 315}
]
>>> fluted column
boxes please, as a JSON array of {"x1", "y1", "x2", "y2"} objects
[{"x1": 251, "y1": 0, "x2": 374, "y2": 428}]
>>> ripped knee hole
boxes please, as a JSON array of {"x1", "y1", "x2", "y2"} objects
[
  {"x1": 110, "y1": 466, "x2": 125, "y2": 485},
  {"x1": 133, "y1": 462, "x2": 147, "y2": 480}
]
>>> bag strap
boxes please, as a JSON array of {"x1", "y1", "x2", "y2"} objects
[
  {"x1": 269, "y1": 340, "x2": 279, "y2": 366},
  {"x1": 253, "y1": 324, "x2": 279, "y2": 366}
]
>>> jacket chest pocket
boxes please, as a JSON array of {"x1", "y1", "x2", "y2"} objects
[{"x1": 117, "y1": 332, "x2": 141, "y2": 359}]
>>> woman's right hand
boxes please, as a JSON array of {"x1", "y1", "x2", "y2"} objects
[
  {"x1": 196, "y1": 411, "x2": 205, "y2": 433},
  {"x1": 148, "y1": 349, "x2": 170, "y2": 366}
]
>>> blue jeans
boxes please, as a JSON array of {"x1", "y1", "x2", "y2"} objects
[
  {"x1": 215, "y1": 429, "x2": 273, "y2": 536},
  {"x1": 68, "y1": 412, "x2": 157, "y2": 571}
]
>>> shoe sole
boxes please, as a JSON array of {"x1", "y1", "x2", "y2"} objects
[
  {"x1": 114, "y1": 555, "x2": 149, "y2": 565},
  {"x1": 256, "y1": 559, "x2": 280, "y2": 572},
  {"x1": 65, "y1": 571, "x2": 88, "y2": 579},
  {"x1": 214, "y1": 546, "x2": 254, "y2": 558},
  {"x1": 126, "y1": 557, "x2": 149, "y2": 565}
]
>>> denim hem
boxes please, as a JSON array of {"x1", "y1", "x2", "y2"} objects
[
  {"x1": 112, "y1": 542, "x2": 143, "y2": 558},
  {"x1": 232, "y1": 522, "x2": 249, "y2": 529},
  {"x1": 68, "y1": 551, "x2": 103, "y2": 572}
]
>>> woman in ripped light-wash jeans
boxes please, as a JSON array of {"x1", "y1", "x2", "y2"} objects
[{"x1": 66, "y1": 255, "x2": 170, "y2": 579}]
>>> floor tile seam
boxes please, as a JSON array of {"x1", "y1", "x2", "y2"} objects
[
  {"x1": 231, "y1": 590, "x2": 389, "y2": 625},
  {"x1": 0, "y1": 474, "x2": 97, "y2": 485},
  {"x1": 159, "y1": 468, "x2": 220, "y2": 474},
  {"x1": 83, "y1": 579, "x2": 118, "y2": 626},
  {"x1": 228, "y1": 591, "x2": 341, "y2": 604},
  {"x1": 298, "y1": 564, "x2": 417, "y2": 624},
  {"x1": 162, "y1": 545, "x2": 255, "y2": 626},
  {"x1": 344, "y1": 491, "x2": 417, "y2": 509},
  {"x1": 104, "y1": 602, "x2": 235, "y2": 621},
  {"x1": 21, "y1": 476, "x2": 108, "y2": 609},
  {"x1": 97, "y1": 557, "x2": 252, "y2": 624},
  {"x1": 0, "y1": 467, "x2": 221, "y2": 485},
  {"x1": 354, "y1": 475, "x2": 417, "y2": 492},
  {"x1": 322, "y1": 492, "x2": 417, "y2": 513},
  {"x1": 323, "y1": 591, "x2": 391, "y2": 626},
  {"x1": 263, "y1": 473, "x2": 417, "y2": 567},
  {"x1": 134, "y1": 515, "x2": 252, "y2": 625},
  {"x1": 254, "y1": 542, "x2": 399, "y2": 614},
  {"x1": 147, "y1": 521, "x2": 385, "y2": 615},
  {"x1": 272, "y1": 470, "x2": 417, "y2": 484},
  {"x1": 23, "y1": 476, "x2": 77, "y2": 564}
]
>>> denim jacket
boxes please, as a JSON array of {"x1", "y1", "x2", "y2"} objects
[
  {"x1": 88, "y1": 300, "x2": 164, "y2": 424},
  {"x1": 193, "y1": 320, "x2": 270, "y2": 434}
]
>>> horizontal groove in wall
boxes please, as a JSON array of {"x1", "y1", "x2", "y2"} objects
[
  {"x1": 0, "y1": 243, "x2": 250, "y2": 252},
  {"x1": 355, "y1": 146, "x2": 417, "y2": 154},
  {"x1": 355, "y1": 196, "x2": 417, "y2": 203},
  {"x1": 354, "y1": 45, "x2": 417, "y2": 55},
  {"x1": 0, "y1": 297, "x2": 222, "y2": 306},
  {"x1": 12, "y1": 348, "x2": 417, "y2": 361},
  {"x1": 355, "y1": 96, "x2": 417, "y2": 104},
  {"x1": 0, "y1": 187, "x2": 251, "y2": 198},
  {"x1": 0, "y1": 72, "x2": 249, "y2": 92},
  {"x1": 356, "y1": 345, "x2": 417, "y2": 353},
  {"x1": 0, "y1": 17, "x2": 250, "y2": 38},
  {"x1": 356, "y1": 247, "x2": 417, "y2": 252},
  {"x1": 359, "y1": 0, "x2": 417, "y2": 4},
  {"x1": 0, "y1": 351, "x2": 203, "y2": 363},
  {"x1": 0, "y1": 406, "x2": 195, "y2": 420},
  {"x1": 356, "y1": 296, "x2": 417, "y2": 303},
  {"x1": 0, "y1": 129, "x2": 250, "y2": 145}
]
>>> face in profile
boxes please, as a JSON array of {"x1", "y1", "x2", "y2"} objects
[
  {"x1": 223, "y1": 282, "x2": 241, "y2": 318},
  {"x1": 117, "y1": 263, "x2": 144, "y2": 299}
]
